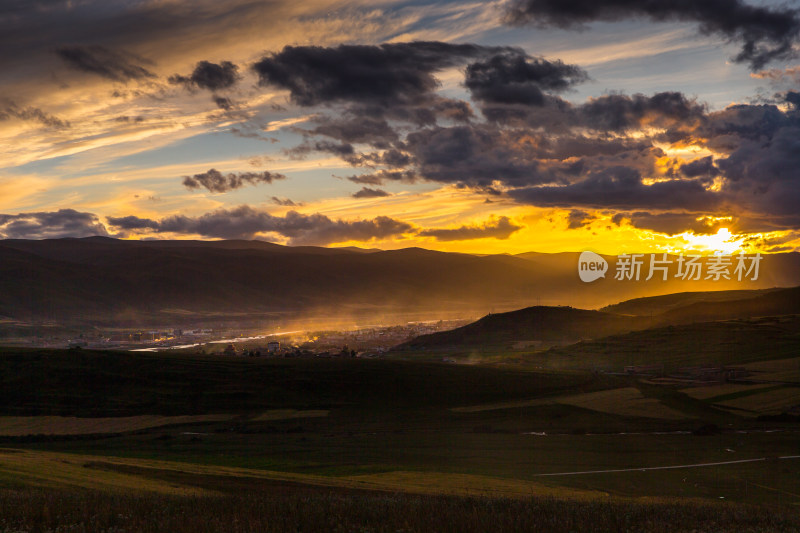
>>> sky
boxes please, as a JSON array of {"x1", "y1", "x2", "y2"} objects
[{"x1": 1, "y1": 0, "x2": 799, "y2": 255}]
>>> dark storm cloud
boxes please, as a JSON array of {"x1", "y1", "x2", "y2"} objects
[
  {"x1": 169, "y1": 60, "x2": 240, "y2": 91},
  {"x1": 103, "y1": 215, "x2": 155, "y2": 231},
  {"x1": 698, "y1": 103, "x2": 792, "y2": 142},
  {"x1": 703, "y1": 104, "x2": 800, "y2": 188},
  {"x1": 346, "y1": 149, "x2": 412, "y2": 169},
  {"x1": 260, "y1": 42, "x2": 799, "y2": 232},
  {"x1": 307, "y1": 115, "x2": 399, "y2": 146},
  {"x1": 564, "y1": 99, "x2": 800, "y2": 231},
  {"x1": 182, "y1": 168, "x2": 286, "y2": 193},
  {"x1": 465, "y1": 53, "x2": 587, "y2": 105},
  {"x1": 579, "y1": 92, "x2": 706, "y2": 132},
  {"x1": 566, "y1": 209, "x2": 594, "y2": 229},
  {"x1": 253, "y1": 42, "x2": 514, "y2": 108},
  {"x1": 107, "y1": 206, "x2": 413, "y2": 245},
  {"x1": 352, "y1": 187, "x2": 390, "y2": 198},
  {"x1": 611, "y1": 211, "x2": 727, "y2": 235},
  {"x1": 287, "y1": 140, "x2": 355, "y2": 158},
  {"x1": 0, "y1": 209, "x2": 109, "y2": 239},
  {"x1": 509, "y1": 166, "x2": 720, "y2": 211},
  {"x1": 680, "y1": 156, "x2": 719, "y2": 178},
  {"x1": 418, "y1": 216, "x2": 522, "y2": 241},
  {"x1": 503, "y1": 0, "x2": 800, "y2": 70},
  {"x1": 311, "y1": 91, "x2": 708, "y2": 193},
  {"x1": 402, "y1": 125, "x2": 547, "y2": 188},
  {"x1": 55, "y1": 45, "x2": 155, "y2": 81}
]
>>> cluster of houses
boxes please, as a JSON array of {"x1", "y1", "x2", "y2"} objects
[
  {"x1": 223, "y1": 341, "x2": 282, "y2": 356},
  {"x1": 221, "y1": 341, "x2": 362, "y2": 358}
]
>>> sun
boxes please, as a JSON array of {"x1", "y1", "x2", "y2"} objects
[{"x1": 676, "y1": 227, "x2": 745, "y2": 255}]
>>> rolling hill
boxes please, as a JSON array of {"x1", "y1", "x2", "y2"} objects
[
  {"x1": 534, "y1": 315, "x2": 800, "y2": 372},
  {"x1": 395, "y1": 306, "x2": 653, "y2": 350},
  {"x1": 395, "y1": 286, "x2": 800, "y2": 354},
  {"x1": 600, "y1": 288, "x2": 782, "y2": 316},
  {"x1": 657, "y1": 286, "x2": 800, "y2": 324}
]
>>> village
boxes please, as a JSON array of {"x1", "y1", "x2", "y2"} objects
[{"x1": 44, "y1": 319, "x2": 471, "y2": 356}]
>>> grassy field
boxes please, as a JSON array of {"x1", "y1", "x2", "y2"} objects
[
  {"x1": 741, "y1": 356, "x2": 800, "y2": 383},
  {"x1": 3, "y1": 487, "x2": 798, "y2": 533},
  {"x1": 681, "y1": 384, "x2": 776, "y2": 401},
  {"x1": 452, "y1": 387, "x2": 690, "y2": 420},
  {"x1": 552, "y1": 387, "x2": 690, "y2": 420},
  {"x1": 1, "y1": 449, "x2": 799, "y2": 532},
  {"x1": 715, "y1": 387, "x2": 800, "y2": 416},
  {"x1": 1, "y1": 346, "x2": 799, "y2": 531}
]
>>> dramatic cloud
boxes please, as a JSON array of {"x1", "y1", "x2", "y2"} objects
[
  {"x1": 352, "y1": 187, "x2": 390, "y2": 198},
  {"x1": 509, "y1": 167, "x2": 720, "y2": 211},
  {"x1": 250, "y1": 43, "x2": 800, "y2": 235},
  {"x1": 465, "y1": 53, "x2": 587, "y2": 105},
  {"x1": 1, "y1": 0, "x2": 798, "y2": 249},
  {"x1": 253, "y1": 42, "x2": 511, "y2": 108},
  {"x1": 169, "y1": 60, "x2": 240, "y2": 91},
  {"x1": 401, "y1": 125, "x2": 546, "y2": 188},
  {"x1": 503, "y1": 0, "x2": 800, "y2": 70},
  {"x1": 182, "y1": 168, "x2": 286, "y2": 193},
  {"x1": 680, "y1": 156, "x2": 718, "y2": 178},
  {"x1": 418, "y1": 216, "x2": 522, "y2": 241},
  {"x1": 107, "y1": 206, "x2": 413, "y2": 245},
  {"x1": 579, "y1": 92, "x2": 705, "y2": 132},
  {"x1": 55, "y1": 45, "x2": 154, "y2": 81},
  {"x1": 0, "y1": 209, "x2": 109, "y2": 239},
  {"x1": 305, "y1": 115, "x2": 399, "y2": 146}
]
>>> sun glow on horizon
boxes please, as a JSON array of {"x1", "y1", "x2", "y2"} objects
[{"x1": 676, "y1": 227, "x2": 746, "y2": 255}]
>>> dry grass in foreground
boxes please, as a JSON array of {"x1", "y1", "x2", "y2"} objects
[{"x1": 0, "y1": 488, "x2": 798, "y2": 533}]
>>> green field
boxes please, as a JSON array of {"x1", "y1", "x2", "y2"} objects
[{"x1": 1, "y1": 345, "x2": 799, "y2": 531}]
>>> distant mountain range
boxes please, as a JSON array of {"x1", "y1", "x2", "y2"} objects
[{"x1": 0, "y1": 237, "x2": 798, "y2": 327}]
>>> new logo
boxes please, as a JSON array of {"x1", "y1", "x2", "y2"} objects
[{"x1": 578, "y1": 251, "x2": 608, "y2": 283}]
